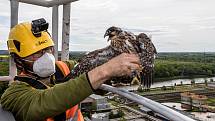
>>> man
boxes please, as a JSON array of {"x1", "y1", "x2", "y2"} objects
[{"x1": 0, "y1": 18, "x2": 140, "y2": 121}]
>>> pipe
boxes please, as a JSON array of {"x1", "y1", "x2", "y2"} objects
[
  {"x1": 99, "y1": 84, "x2": 196, "y2": 121},
  {"x1": 19, "y1": 0, "x2": 78, "y2": 7}
]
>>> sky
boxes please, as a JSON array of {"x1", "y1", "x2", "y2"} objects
[{"x1": 0, "y1": 0, "x2": 215, "y2": 52}]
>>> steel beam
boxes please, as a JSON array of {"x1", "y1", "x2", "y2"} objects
[
  {"x1": 61, "y1": 3, "x2": 71, "y2": 61},
  {"x1": 52, "y1": 5, "x2": 59, "y2": 60},
  {"x1": 19, "y1": 0, "x2": 78, "y2": 7},
  {"x1": 9, "y1": 0, "x2": 19, "y2": 82}
]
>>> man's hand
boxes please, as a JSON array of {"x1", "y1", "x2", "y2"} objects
[
  {"x1": 103, "y1": 53, "x2": 141, "y2": 77},
  {"x1": 88, "y1": 53, "x2": 141, "y2": 89}
]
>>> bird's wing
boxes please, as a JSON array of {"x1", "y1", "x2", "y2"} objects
[
  {"x1": 63, "y1": 28, "x2": 157, "y2": 88},
  {"x1": 137, "y1": 33, "x2": 157, "y2": 88},
  {"x1": 63, "y1": 46, "x2": 119, "y2": 82}
]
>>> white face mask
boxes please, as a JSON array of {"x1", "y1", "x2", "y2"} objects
[{"x1": 33, "y1": 53, "x2": 56, "y2": 77}]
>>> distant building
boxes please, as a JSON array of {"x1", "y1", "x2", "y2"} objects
[
  {"x1": 90, "y1": 94, "x2": 110, "y2": 111},
  {"x1": 208, "y1": 82, "x2": 215, "y2": 88},
  {"x1": 91, "y1": 113, "x2": 109, "y2": 121},
  {"x1": 192, "y1": 95, "x2": 208, "y2": 107},
  {"x1": 181, "y1": 92, "x2": 194, "y2": 110},
  {"x1": 81, "y1": 94, "x2": 110, "y2": 112},
  {"x1": 180, "y1": 92, "x2": 208, "y2": 111}
]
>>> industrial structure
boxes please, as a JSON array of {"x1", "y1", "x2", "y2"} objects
[
  {"x1": 181, "y1": 92, "x2": 215, "y2": 112},
  {"x1": 81, "y1": 94, "x2": 110, "y2": 112},
  {"x1": 208, "y1": 82, "x2": 215, "y2": 88}
]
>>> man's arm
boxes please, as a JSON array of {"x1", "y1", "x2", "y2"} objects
[
  {"x1": 1, "y1": 73, "x2": 93, "y2": 121},
  {"x1": 1, "y1": 53, "x2": 140, "y2": 121}
]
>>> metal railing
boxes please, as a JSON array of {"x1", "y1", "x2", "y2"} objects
[
  {"x1": 0, "y1": 0, "x2": 197, "y2": 120},
  {"x1": 100, "y1": 84, "x2": 196, "y2": 121}
]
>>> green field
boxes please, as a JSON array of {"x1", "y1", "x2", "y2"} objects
[
  {"x1": 0, "y1": 62, "x2": 9, "y2": 76},
  {"x1": 207, "y1": 98, "x2": 215, "y2": 106},
  {"x1": 0, "y1": 55, "x2": 9, "y2": 58}
]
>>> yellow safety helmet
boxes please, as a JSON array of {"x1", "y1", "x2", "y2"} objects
[{"x1": 7, "y1": 19, "x2": 54, "y2": 58}]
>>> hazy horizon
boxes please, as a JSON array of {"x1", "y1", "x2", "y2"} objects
[
  {"x1": 1, "y1": 50, "x2": 215, "y2": 54},
  {"x1": 1, "y1": 0, "x2": 215, "y2": 52}
]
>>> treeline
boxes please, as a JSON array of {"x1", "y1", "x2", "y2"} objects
[
  {"x1": 154, "y1": 60, "x2": 215, "y2": 79},
  {"x1": 157, "y1": 52, "x2": 215, "y2": 63},
  {"x1": 1, "y1": 52, "x2": 215, "y2": 80},
  {"x1": 154, "y1": 52, "x2": 215, "y2": 78},
  {"x1": 0, "y1": 62, "x2": 9, "y2": 76}
]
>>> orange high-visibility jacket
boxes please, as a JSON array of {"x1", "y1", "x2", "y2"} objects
[
  {"x1": 47, "y1": 61, "x2": 84, "y2": 121},
  {"x1": 1, "y1": 60, "x2": 93, "y2": 121}
]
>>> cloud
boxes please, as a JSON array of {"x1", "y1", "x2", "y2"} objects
[
  {"x1": 18, "y1": 3, "x2": 52, "y2": 22},
  {"x1": 1, "y1": 0, "x2": 215, "y2": 52},
  {"x1": 0, "y1": 2, "x2": 10, "y2": 17},
  {"x1": 74, "y1": 0, "x2": 118, "y2": 12}
]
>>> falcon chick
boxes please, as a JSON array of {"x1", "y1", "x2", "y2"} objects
[
  {"x1": 63, "y1": 26, "x2": 157, "y2": 88},
  {"x1": 104, "y1": 26, "x2": 157, "y2": 88}
]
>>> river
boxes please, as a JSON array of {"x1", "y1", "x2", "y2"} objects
[{"x1": 119, "y1": 77, "x2": 215, "y2": 91}]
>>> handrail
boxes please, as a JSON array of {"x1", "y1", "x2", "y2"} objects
[
  {"x1": 100, "y1": 84, "x2": 196, "y2": 121},
  {"x1": 18, "y1": 0, "x2": 78, "y2": 7},
  {"x1": 0, "y1": 76, "x2": 12, "y2": 82}
]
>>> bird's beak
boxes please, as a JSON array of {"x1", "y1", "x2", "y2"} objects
[{"x1": 104, "y1": 31, "x2": 109, "y2": 38}]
